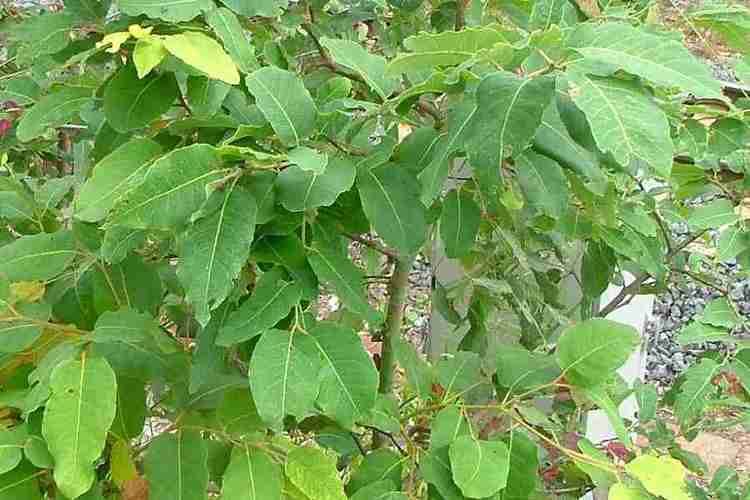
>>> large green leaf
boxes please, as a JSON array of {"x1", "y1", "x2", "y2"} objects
[
  {"x1": 177, "y1": 184, "x2": 257, "y2": 326},
  {"x1": 275, "y1": 156, "x2": 356, "y2": 212},
  {"x1": 0, "y1": 302, "x2": 49, "y2": 354},
  {"x1": 249, "y1": 329, "x2": 320, "y2": 429},
  {"x1": 572, "y1": 22, "x2": 722, "y2": 97},
  {"x1": 436, "y1": 351, "x2": 482, "y2": 397},
  {"x1": 430, "y1": 406, "x2": 470, "y2": 450},
  {"x1": 162, "y1": 32, "x2": 241, "y2": 85},
  {"x1": 674, "y1": 358, "x2": 721, "y2": 429},
  {"x1": 309, "y1": 323, "x2": 379, "y2": 429},
  {"x1": 205, "y1": 7, "x2": 258, "y2": 74},
  {"x1": 216, "y1": 268, "x2": 302, "y2": 345},
  {"x1": 0, "y1": 231, "x2": 76, "y2": 282},
  {"x1": 499, "y1": 432, "x2": 539, "y2": 500},
  {"x1": 347, "y1": 449, "x2": 402, "y2": 495},
  {"x1": 186, "y1": 76, "x2": 231, "y2": 118},
  {"x1": 144, "y1": 431, "x2": 209, "y2": 500},
  {"x1": 218, "y1": 0, "x2": 289, "y2": 17},
  {"x1": 420, "y1": 447, "x2": 464, "y2": 500},
  {"x1": 449, "y1": 436, "x2": 509, "y2": 498},
  {"x1": 556, "y1": 319, "x2": 639, "y2": 387},
  {"x1": 700, "y1": 297, "x2": 740, "y2": 328},
  {"x1": 76, "y1": 138, "x2": 163, "y2": 222},
  {"x1": 467, "y1": 72, "x2": 555, "y2": 169},
  {"x1": 690, "y1": 3, "x2": 750, "y2": 52},
  {"x1": 440, "y1": 189, "x2": 480, "y2": 259},
  {"x1": 308, "y1": 238, "x2": 381, "y2": 325},
  {"x1": 245, "y1": 67, "x2": 317, "y2": 146},
  {"x1": 495, "y1": 347, "x2": 560, "y2": 393},
  {"x1": 0, "y1": 461, "x2": 42, "y2": 500},
  {"x1": 320, "y1": 38, "x2": 399, "y2": 100},
  {"x1": 108, "y1": 144, "x2": 229, "y2": 230},
  {"x1": 357, "y1": 163, "x2": 427, "y2": 256},
  {"x1": 387, "y1": 27, "x2": 509, "y2": 75},
  {"x1": 16, "y1": 86, "x2": 93, "y2": 142},
  {"x1": 515, "y1": 151, "x2": 569, "y2": 219},
  {"x1": 566, "y1": 72, "x2": 674, "y2": 177},
  {"x1": 119, "y1": 0, "x2": 212, "y2": 22},
  {"x1": 285, "y1": 447, "x2": 346, "y2": 500},
  {"x1": 103, "y1": 64, "x2": 180, "y2": 133},
  {"x1": 42, "y1": 355, "x2": 117, "y2": 499},
  {"x1": 220, "y1": 445, "x2": 282, "y2": 500},
  {"x1": 687, "y1": 199, "x2": 738, "y2": 230}
]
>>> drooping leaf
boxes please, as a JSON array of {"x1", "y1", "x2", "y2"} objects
[
  {"x1": 249, "y1": 329, "x2": 320, "y2": 428},
  {"x1": 320, "y1": 38, "x2": 399, "y2": 100},
  {"x1": 467, "y1": 72, "x2": 555, "y2": 168},
  {"x1": 440, "y1": 189, "x2": 480, "y2": 259},
  {"x1": 245, "y1": 67, "x2": 317, "y2": 146},
  {"x1": 119, "y1": 0, "x2": 212, "y2": 22},
  {"x1": 309, "y1": 323, "x2": 379, "y2": 429},
  {"x1": 275, "y1": 156, "x2": 356, "y2": 212},
  {"x1": 571, "y1": 22, "x2": 722, "y2": 97},
  {"x1": 111, "y1": 376, "x2": 147, "y2": 441},
  {"x1": 583, "y1": 385, "x2": 631, "y2": 447},
  {"x1": 285, "y1": 447, "x2": 346, "y2": 500},
  {"x1": 162, "y1": 32, "x2": 241, "y2": 85},
  {"x1": 556, "y1": 319, "x2": 639, "y2": 388},
  {"x1": 76, "y1": 138, "x2": 163, "y2": 222},
  {"x1": 625, "y1": 455, "x2": 691, "y2": 500},
  {"x1": 357, "y1": 163, "x2": 427, "y2": 256},
  {"x1": 393, "y1": 335, "x2": 433, "y2": 400},
  {"x1": 178, "y1": 184, "x2": 257, "y2": 326},
  {"x1": 16, "y1": 86, "x2": 93, "y2": 142},
  {"x1": 220, "y1": 445, "x2": 282, "y2": 500},
  {"x1": 634, "y1": 380, "x2": 658, "y2": 423},
  {"x1": 103, "y1": 64, "x2": 180, "y2": 133},
  {"x1": 449, "y1": 436, "x2": 510, "y2": 498},
  {"x1": 110, "y1": 439, "x2": 136, "y2": 488},
  {"x1": 144, "y1": 431, "x2": 209, "y2": 500},
  {"x1": 205, "y1": 7, "x2": 258, "y2": 74},
  {"x1": 515, "y1": 151, "x2": 569, "y2": 218},
  {"x1": 42, "y1": 355, "x2": 117, "y2": 499},
  {"x1": 216, "y1": 268, "x2": 302, "y2": 345},
  {"x1": 108, "y1": 144, "x2": 228, "y2": 230},
  {"x1": 566, "y1": 71, "x2": 674, "y2": 177},
  {"x1": 674, "y1": 358, "x2": 721, "y2": 429},
  {"x1": 133, "y1": 37, "x2": 168, "y2": 78},
  {"x1": 0, "y1": 231, "x2": 76, "y2": 282}
]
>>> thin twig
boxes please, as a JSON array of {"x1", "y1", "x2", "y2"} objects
[{"x1": 343, "y1": 232, "x2": 398, "y2": 259}]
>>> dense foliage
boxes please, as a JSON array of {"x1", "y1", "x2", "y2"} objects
[{"x1": 1, "y1": 0, "x2": 750, "y2": 498}]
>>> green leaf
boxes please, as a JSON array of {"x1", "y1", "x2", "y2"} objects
[
  {"x1": 76, "y1": 138, "x2": 163, "y2": 222},
  {"x1": 0, "y1": 231, "x2": 76, "y2": 282},
  {"x1": 350, "y1": 481, "x2": 406, "y2": 500},
  {"x1": 556, "y1": 319, "x2": 639, "y2": 388},
  {"x1": 687, "y1": 199, "x2": 738, "y2": 230},
  {"x1": 119, "y1": 0, "x2": 212, "y2": 22},
  {"x1": 700, "y1": 298, "x2": 741, "y2": 328},
  {"x1": 249, "y1": 329, "x2": 320, "y2": 429},
  {"x1": 216, "y1": 269, "x2": 302, "y2": 345},
  {"x1": 690, "y1": 4, "x2": 750, "y2": 52},
  {"x1": 178, "y1": 184, "x2": 257, "y2": 326},
  {"x1": 133, "y1": 37, "x2": 168, "y2": 78},
  {"x1": 251, "y1": 236, "x2": 318, "y2": 300},
  {"x1": 566, "y1": 72, "x2": 674, "y2": 177},
  {"x1": 104, "y1": 65, "x2": 180, "y2": 133},
  {"x1": 609, "y1": 483, "x2": 652, "y2": 500},
  {"x1": 572, "y1": 22, "x2": 722, "y2": 97},
  {"x1": 144, "y1": 431, "x2": 209, "y2": 500},
  {"x1": 495, "y1": 347, "x2": 560, "y2": 393},
  {"x1": 309, "y1": 323, "x2": 379, "y2": 429},
  {"x1": 440, "y1": 190, "x2": 480, "y2": 259},
  {"x1": 449, "y1": 436, "x2": 509, "y2": 498},
  {"x1": 387, "y1": 27, "x2": 509, "y2": 75},
  {"x1": 583, "y1": 385, "x2": 631, "y2": 447},
  {"x1": 717, "y1": 227, "x2": 750, "y2": 261},
  {"x1": 0, "y1": 427, "x2": 26, "y2": 475},
  {"x1": 288, "y1": 146, "x2": 329, "y2": 174},
  {"x1": 162, "y1": 32, "x2": 240, "y2": 85},
  {"x1": 0, "y1": 461, "x2": 42, "y2": 500},
  {"x1": 217, "y1": 388, "x2": 265, "y2": 437},
  {"x1": 320, "y1": 38, "x2": 399, "y2": 100},
  {"x1": 515, "y1": 151, "x2": 569, "y2": 218},
  {"x1": 220, "y1": 445, "x2": 282, "y2": 500},
  {"x1": 499, "y1": 432, "x2": 539, "y2": 500},
  {"x1": 286, "y1": 447, "x2": 346, "y2": 500},
  {"x1": 276, "y1": 156, "x2": 356, "y2": 212},
  {"x1": 436, "y1": 351, "x2": 482, "y2": 397},
  {"x1": 9, "y1": 11, "x2": 75, "y2": 59},
  {"x1": 308, "y1": 238, "x2": 381, "y2": 325},
  {"x1": 467, "y1": 71, "x2": 555, "y2": 173},
  {"x1": 186, "y1": 76, "x2": 231, "y2": 118},
  {"x1": 16, "y1": 86, "x2": 93, "y2": 142},
  {"x1": 625, "y1": 455, "x2": 691, "y2": 500},
  {"x1": 206, "y1": 7, "x2": 258, "y2": 74},
  {"x1": 674, "y1": 358, "x2": 721, "y2": 429},
  {"x1": 634, "y1": 380, "x2": 657, "y2": 422},
  {"x1": 420, "y1": 447, "x2": 463, "y2": 500},
  {"x1": 218, "y1": 0, "x2": 289, "y2": 17},
  {"x1": 430, "y1": 406, "x2": 470, "y2": 450},
  {"x1": 42, "y1": 355, "x2": 117, "y2": 499},
  {"x1": 347, "y1": 449, "x2": 402, "y2": 495},
  {"x1": 108, "y1": 144, "x2": 229, "y2": 230},
  {"x1": 111, "y1": 376, "x2": 147, "y2": 441},
  {"x1": 357, "y1": 163, "x2": 427, "y2": 256},
  {"x1": 0, "y1": 303, "x2": 49, "y2": 354},
  {"x1": 393, "y1": 335, "x2": 433, "y2": 400},
  {"x1": 245, "y1": 67, "x2": 317, "y2": 146},
  {"x1": 677, "y1": 322, "x2": 731, "y2": 345}
]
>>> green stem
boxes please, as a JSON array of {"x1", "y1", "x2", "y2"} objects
[{"x1": 373, "y1": 254, "x2": 415, "y2": 448}]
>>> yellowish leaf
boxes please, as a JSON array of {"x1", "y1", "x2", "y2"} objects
[
  {"x1": 161, "y1": 32, "x2": 240, "y2": 85},
  {"x1": 625, "y1": 455, "x2": 691, "y2": 500},
  {"x1": 97, "y1": 32, "x2": 131, "y2": 53}
]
